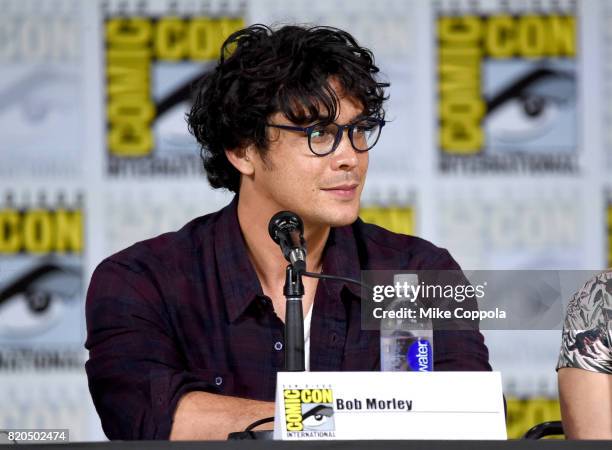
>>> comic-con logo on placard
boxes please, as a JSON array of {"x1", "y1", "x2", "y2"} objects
[
  {"x1": 436, "y1": 1, "x2": 577, "y2": 173},
  {"x1": 284, "y1": 388, "x2": 336, "y2": 438},
  {"x1": 103, "y1": 1, "x2": 245, "y2": 176},
  {"x1": 0, "y1": 193, "x2": 83, "y2": 344}
]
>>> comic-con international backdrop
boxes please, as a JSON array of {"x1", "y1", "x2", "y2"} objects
[{"x1": 0, "y1": 0, "x2": 609, "y2": 440}]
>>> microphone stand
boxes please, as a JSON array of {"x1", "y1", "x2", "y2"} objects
[
  {"x1": 284, "y1": 264, "x2": 305, "y2": 371},
  {"x1": 228, "y1": 266, "x2": 368, "y2": 440},
  {"x1": 227, "y1": 264, "x2": 305, "y2": 440}
]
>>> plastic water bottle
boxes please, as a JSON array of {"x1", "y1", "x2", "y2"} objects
[{"x1": 380, "y1": 274, "x2": 434, "y2": 372}]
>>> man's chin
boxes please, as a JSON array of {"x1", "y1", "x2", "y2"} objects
[
  {"x1": 299, "y1": 201, "x2": 361, "y2": 228},
  {"x1": 320, "y1": 209, "x2": 360, "y2": 228}
]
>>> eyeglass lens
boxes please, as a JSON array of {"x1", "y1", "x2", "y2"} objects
[{"x1": 308, "y1": 119, "x2": 382, "y2": 155}]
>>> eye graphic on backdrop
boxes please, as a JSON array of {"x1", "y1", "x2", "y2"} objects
[
  {"x1": 301, "y1": 405, "x2": 334, "y2": 429},
  {"x1": 154, "y1": 67, "x2": 213, "y2": 152},
  {"x1": 485, "y1": 68, "x2": 575, "y2": 143},
  {"x1": 0, "y1": 259, "x2": 81, "y2": 338},
  {"x1": 0, "y1": 69, "x2": 79, "y2": 148}
]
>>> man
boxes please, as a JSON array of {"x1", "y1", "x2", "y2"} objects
[{"x1": 85, "y1": 24, "x2": 491, "y2": 440}]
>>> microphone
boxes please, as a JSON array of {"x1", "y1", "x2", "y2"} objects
[
  {"x1": 269, "y1": 211, "x2": 307, "y2": 372},
  {"x1": 268, "y1": 211, "x2": 307, "y2": 273}
]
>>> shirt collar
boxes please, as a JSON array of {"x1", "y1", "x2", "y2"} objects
[
  {"x1": 214, "y1": 195, "x2": 263, "y2": 323},
  {"x1": 214, "y1": 196, "x2": 363, "y2": 323},
  {"x1": 320, "y1": 224, "x2": 363, "y2": 300}
]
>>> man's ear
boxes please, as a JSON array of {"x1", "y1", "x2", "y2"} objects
[{"x1": 225, "y1": 145, "x2": 256, "y2": 176}]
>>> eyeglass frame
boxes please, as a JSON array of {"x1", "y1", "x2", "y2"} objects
[{"x1": 265, "y1": 117, "x2": 386, "y2": 156}]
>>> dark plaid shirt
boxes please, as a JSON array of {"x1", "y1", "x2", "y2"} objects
[{"x1": 85, "y1": 196, "x2": 491, "y2": 440}]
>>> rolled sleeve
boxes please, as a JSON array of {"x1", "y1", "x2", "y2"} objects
[{"x1": 85, "y1": 259, "x2": 217, "y2": 440}]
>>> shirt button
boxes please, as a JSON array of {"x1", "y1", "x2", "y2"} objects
[
  {"x1": 215, "y1": 376, "x2": 223, "y2": 386},
  {"x1": 330, "y1": 333, "x2": 338, "y2": 345},
  {"x1": 274, "y1": 341, "x2": 283, "y2": 351}
]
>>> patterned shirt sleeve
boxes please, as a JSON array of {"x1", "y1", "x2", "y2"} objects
[{"x1": 557, "y1": 271, "x2": 612, "y2": 374}]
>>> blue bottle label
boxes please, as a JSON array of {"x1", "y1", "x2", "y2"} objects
[{"x1": 407, "y1": 338, "x2": 433, "y2": 372}]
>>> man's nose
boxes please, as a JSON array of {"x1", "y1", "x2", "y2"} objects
[{"x1": 330, "y1": 130, "x2": 359, "y2": 170}]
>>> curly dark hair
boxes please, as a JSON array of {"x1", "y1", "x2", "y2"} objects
[{"x1": 187, "y1": 24, "x2": 389, "y2": 193}]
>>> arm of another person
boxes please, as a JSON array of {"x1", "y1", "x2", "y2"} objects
[
  {"x1": 558, "y1": 368, "x2": 612, "y2": 439},
  {"x1": 556, "y1": 270, "x2": 612, "y2": 439},
  {"x1": 86, "y1": 259, "x2": 273, "y2": 440}
]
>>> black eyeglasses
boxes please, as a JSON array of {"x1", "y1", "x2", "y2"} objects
[{"x1": 266, "y1": 117, "x2": 385, "y2": 156}]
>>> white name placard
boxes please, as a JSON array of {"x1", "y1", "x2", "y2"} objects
[{"x1": 273, "y1": 371, "x2": 506, "y2": 440}]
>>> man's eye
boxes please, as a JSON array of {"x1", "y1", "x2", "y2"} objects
[
  {"x1": 354, "y1": 120, "x2": 377, "y2": 133},
  {"x1": 311, "y1": 126, "x2": 334, "y2": 140},
  {"x1": 355, "y1": 125, "x2": 373, "y2": 134},
  {"x1": 311, "y1": 130, "x2": 325, "y2": 138}
]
